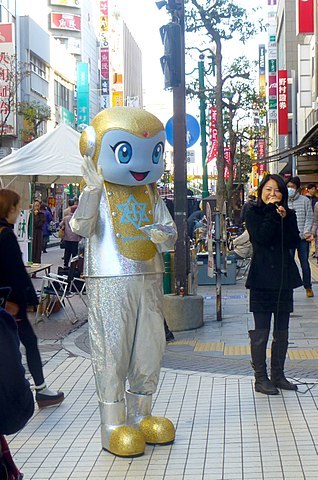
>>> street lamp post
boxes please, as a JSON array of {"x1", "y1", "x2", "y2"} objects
[{"x1": 198, "y1": 56, "x2": 209, "y2": 199}]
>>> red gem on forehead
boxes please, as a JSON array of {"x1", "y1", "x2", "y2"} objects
[{"x1": 143, "y1": 131, "x2": 149, "y2": 137}]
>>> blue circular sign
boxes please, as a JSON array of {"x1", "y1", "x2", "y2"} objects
[{"x1": 165, "y1": 113, "x2": 201, "y2": 148}]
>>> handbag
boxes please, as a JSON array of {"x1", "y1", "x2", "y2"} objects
[{"x1": 57, "y1": 227, "x2": 65, "y2": 239}]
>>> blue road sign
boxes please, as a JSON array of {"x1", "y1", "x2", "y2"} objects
[{"x1": 165, "y1": 113, "x2": 200, "y2": 148}]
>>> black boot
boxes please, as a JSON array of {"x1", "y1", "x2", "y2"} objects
[
  {"x1": 249, "y1": 329, "x2": 279, "y2": 395},
  {"x1": 164, "y1": 319, "x2": 175, "y2": 343},
  {"x1": 271, "y1": 330, "x2": 297, "y2": 391}
]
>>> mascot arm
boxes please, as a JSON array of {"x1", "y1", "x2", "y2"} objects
[
  {"x1": 70, "y1": 156, "x2": 104, "y2": 238},
  {"x1": 70, "y1": 186, "x2": 102, "y2": 238},
  {"x1": 140, "y1": 196, "x2": 177, "y2": 252}
]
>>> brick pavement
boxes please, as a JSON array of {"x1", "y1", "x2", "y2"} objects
[{"x1": 9, "y1": 246, "x2": 318, "y2": 479}]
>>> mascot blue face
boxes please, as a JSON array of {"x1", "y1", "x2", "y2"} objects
[{"x1": 98, "y1": 129, "x2": 165, "y2": 186}]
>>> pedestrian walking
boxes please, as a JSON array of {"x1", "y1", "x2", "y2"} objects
[
  {"x1": 32, "y1": 200, "x2": 45, "y2": 264},
  {"x1": 287, "y1": 176, "x2": 314, "y2": 297},
  {"x1": 305, "y1": 183, "x2": 318, "y2": 211},
  {"x1": 245, "y1": 174, "x2": 302, "y2": 395},
  {"x1": 41, "y1": 203, "x2": 52, "y2": 253},
  {"x1": 60, "y1": 205, "x2": 81, "y2": 267},
  {"x1": 0, "y1": 189, "x2": 64, "y2": 408}
]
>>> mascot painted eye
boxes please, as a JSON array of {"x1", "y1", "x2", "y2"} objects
[
  {"x1": 111, "y1": 141, "x2": 133, "y2": 164},
  {"x1": 152, "y1": 142, "x2": 164, "y2": 164}
]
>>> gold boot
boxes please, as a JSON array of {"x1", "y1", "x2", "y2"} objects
[
  {"x1": 100, "y1": 400, "x2": 145, "y2": 457},
  {"x1": 126, "y1": 391, "x2": 175, "y2": 445}
]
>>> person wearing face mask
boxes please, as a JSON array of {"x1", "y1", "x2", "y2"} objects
[
  {"x1": 245, "y1": 174, "x2": 302, "y2": 395},
  {"x1": 286, "y1": 176, "x2": 314, "y2": 297}
]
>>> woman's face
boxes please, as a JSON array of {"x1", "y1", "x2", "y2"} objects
[
  {"x1": 33, "y1": 201, "x2": 40, "y2": 212},
  {"x1": 7, "y1": 202, "x2": 20, "y2": 224},
  {"x1": 261, "y1": 178, "x2": 283, "y2": 205}
]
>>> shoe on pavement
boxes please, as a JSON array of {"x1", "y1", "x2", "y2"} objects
[
  {"x1": 165, "y1": 330, "x2": 175, "y2": 343},
  {"x1": 35, "y1": 388, "x2": 65, "y2": 408},
  {"x1": 306, "y1": 288, "x2": 314, "y2": 298}
]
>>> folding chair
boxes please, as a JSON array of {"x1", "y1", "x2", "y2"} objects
[{"x1": 35, "y1": 256, "x2": 86, "y2": 324}]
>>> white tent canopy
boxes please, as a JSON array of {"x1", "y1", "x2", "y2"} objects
[
  {"x1": 0, "y1": 124, "x2": 83, "y2": 184},
  {"x1": 0, "y1": 124, "x2": 83, "y2": 208}
]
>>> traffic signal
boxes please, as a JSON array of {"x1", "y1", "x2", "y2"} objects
[{"x1": 160, "y1": 22, "x2": 181, "y2": 89}]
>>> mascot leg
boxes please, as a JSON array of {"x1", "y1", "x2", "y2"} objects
[
  {"x1": 87, "y1": 277, "x2": 145, "y2": 457},
  {"x1": 126, "y1": 391, "x2": 175, "y2": 445},
  {"x1": 100, "y1": 400, "x2": 145, "y2": 457},
  {"x1": 126, "y1": 274, "x2": 176, "y2": 445}
]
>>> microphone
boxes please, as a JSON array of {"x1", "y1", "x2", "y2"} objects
[{"x1": 274, "y1": 202, "x2": 280, "y2": 208}]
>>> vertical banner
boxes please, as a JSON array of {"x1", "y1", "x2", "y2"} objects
[
  {"x1": 257, "y1": 139, "x2": 265, "y2": 160},
  {"x1": 100, "y1": 0, "x2": 110, "y2": 109},
  {"x1": 259, "y1": 45, "x2": 266, "y2": 98},
  {"x1": 77, "y1": 63, "x2": 90, "y2": 125},
  {"x1": 297, "y1": 0, "x2": 314, "y2": 35},
  {"x1": 267, "y1": 3, "x2": 277, "y2": 122},
  {"x1": 0, "y1": 23, "x2": 16, "y2": 135},
  {"x1": 14, "y1": 210, "x2": 30, "y2": 263},
  {"x1": 206, "y1": 107, "x2": 218, "y2": 164},
  {"x1": 224, "y1": 146, "x2": 231, "y2": 180},
  {"x1": 278, "y1": 70, "x2": 288, "y2": 135}
]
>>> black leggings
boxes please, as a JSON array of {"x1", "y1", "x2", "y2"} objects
[
  {"x1": 253, "y1": 311, "x2": 290, "y2": 331},
  {"x1": 16, "y1": 316, "x2": 44, "y2": 387},
  {"x1": 64, "y1": 241, "x2": 79, "y2": 267}
]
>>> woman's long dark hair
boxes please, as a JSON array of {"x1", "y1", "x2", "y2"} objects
[{"x1": 257, "y1": 173, "x2": 288, "y2": 210}]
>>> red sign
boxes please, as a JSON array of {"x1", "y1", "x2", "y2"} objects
[
  {"x1": 297, "y1": 0, "x2": 314, "y2": 34},
  {"x1": 50, "y1": 13, "x2": 81, "y2": 31},
  {"x1": 268, "y1": 74, "x2": 277, "y2": 97},
  {"x1": 0, "y1": 24, "x2": 12, "y2": 43},
  {"x1": 100, "y1": 48, "x2": 109, "y2": 79},
  {"x1": 259, "y1": 163, "x2": 266, "y2": 175},
  {"x1": 257, "y1": 139, "x2": 265, "y2": 160},
  {"x1": 100, "y1": 0, "x2": 108, "y2": 15},
  {"x1": 224, "y1": 147, "x2": 231, "y2": 180},
  {"x1": 206, "y1": 107, "x2": 218, "y2": 164},
  {"x1": 278, "y1": 70, "x2": 288, "y2": 135}
]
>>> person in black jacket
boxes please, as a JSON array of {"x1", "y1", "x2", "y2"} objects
[
  {"x1": 0, "y1": 288, "x2": 34, "y2": 480},
  {"x1": 245, "y1": 174, "x2": 302, "y2": 395},
  {"x1": 0, "y1": 189, "x2": 64, "y2": 408}
]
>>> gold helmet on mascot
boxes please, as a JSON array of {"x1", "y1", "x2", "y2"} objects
[{"x1": 79, "y1": 107, "x2": 165, "y2": 187}]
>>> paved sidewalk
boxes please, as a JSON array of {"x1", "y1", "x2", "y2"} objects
[{"x1": 8, "y1": 247, "x2": 318, "y2": 479}]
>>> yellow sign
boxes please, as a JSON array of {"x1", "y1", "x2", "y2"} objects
[{"x1": 112, "y1": 91, "x2": 124, "y2": 107}]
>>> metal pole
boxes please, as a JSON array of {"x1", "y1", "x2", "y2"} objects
[
  {"x1": 214, "y1": 211, "x2": 222, "y2": 321},
  {"x1": 173, "y1": 0, "x2": 188, "y2": 294},
  {"x1": 291, "y1": 70, "x2": 297, "y2": 176},
  {"x1": 198, "y1": 58, "x2": 209, "y2": 199}
]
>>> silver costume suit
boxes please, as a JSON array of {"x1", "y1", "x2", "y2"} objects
[{"x1": 71, "y1": 180, "x2": 177, "y2": 453}]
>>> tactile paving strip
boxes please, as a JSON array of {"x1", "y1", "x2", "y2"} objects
[
  {"x1": 194, "y1": 342, "x2": 224, "y2": 352},
  {"x1": 288, "y1": 349, "x2": 318, "y2": 360}
]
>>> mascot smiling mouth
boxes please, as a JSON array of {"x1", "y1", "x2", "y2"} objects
[{"x1": 130, "y1": 171, "x2": 149, "y2": 181}]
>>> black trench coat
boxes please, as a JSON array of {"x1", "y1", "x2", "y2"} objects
[{"x1": 245, "y1": 203, "x2": 302, "y2": 312}]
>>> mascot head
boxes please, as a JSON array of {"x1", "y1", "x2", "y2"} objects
[{"x1": 79, "y1": 107, "x2": 165, "y2": 186}]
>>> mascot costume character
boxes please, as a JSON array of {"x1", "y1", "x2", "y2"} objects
[{"x1": 71, "y1": 107, "x2": 177, "y2": 457}]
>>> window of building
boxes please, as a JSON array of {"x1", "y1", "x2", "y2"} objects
[
  {"x1": 54, "y1": 78, "x2": 72, "y2": 110},
  {"x1": 30, "y1": 53, "x2": 47, "y2": 80}
]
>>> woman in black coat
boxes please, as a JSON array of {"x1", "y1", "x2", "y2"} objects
[
  {"x1": 245, "y1": 174, "x2": 302, "y2": 395},
  {"x1": 0, "y1": 189, "x2": 64, "y2": 408}
]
